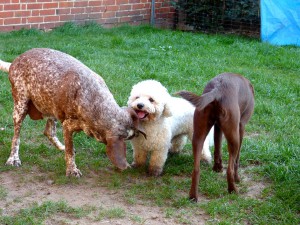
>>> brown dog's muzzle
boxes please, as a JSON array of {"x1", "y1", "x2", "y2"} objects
[{"x1": 106, "y1": 136, "x2": 130, "y2": 170}]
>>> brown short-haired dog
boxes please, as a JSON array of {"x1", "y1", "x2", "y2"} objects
[
  {"x1": 178, "y1": 73, "x2": 254, "y2": 201},
  {"x1": 0, "y1": 48, "x2": 146, "y2": 177}
]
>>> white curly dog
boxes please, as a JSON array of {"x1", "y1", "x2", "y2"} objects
[{"x1": 127, "y1": 80, "x2": 213, "y2": 176}]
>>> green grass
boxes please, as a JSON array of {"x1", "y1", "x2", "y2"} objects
[
  {"x1": 0, "y1": 22, "x2": 299, "y2": 224},
  {"x1": 0, "y1": 201, "x2": 93, "y2": 225},
  {"x1": 0, "y1": 186, "x2": 7, "y2": 200},
  {"x1": 96, "y1": 207, "x2": 126, "y2": 220}
]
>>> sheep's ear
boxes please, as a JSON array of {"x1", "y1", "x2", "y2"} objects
[
  {"x1": 163, "y1": 103, "x2": 172, "y2": 117},
  {"x1": 106, "y1": 136, "x2": 129, "y2": 170}
]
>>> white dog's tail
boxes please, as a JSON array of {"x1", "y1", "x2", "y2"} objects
[{"x1": 0, "y1": 59, "x2": 11, "y2": 73}]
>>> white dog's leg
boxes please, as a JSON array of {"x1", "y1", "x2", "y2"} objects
[
  {"x1": 148, "y1": 148, "x2": 168, "y2": 176},
  {"x1": 170, "y1": 135, "x2": 187, "y2": 153},
  {"x1": 201, "y1": 138, "x2": 212, "y2": 163},
  {"x1": 200, "y1": 127, "x2": 214, "y2": 163},
  {"x1": 132, "y1": 147, "x2": 148, "y2": 167}
]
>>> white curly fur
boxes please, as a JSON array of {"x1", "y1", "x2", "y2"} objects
[{"x1": 127, "y1": 80, "x2": 213, "y2": 176}]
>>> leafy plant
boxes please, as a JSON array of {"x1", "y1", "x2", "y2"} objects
[{"x1": 173, "y1": 0, "x2": 260, "y2": 36}]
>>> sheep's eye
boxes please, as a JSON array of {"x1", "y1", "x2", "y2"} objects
[{"x1": 149, "y1": 98, "x2": 154, "y2": 103}]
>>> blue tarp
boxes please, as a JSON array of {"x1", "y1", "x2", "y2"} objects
[{"x1": 261, "y1": 0, "x2": 300, "y2": 46}]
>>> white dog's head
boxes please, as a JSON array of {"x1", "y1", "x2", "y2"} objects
[{"x1": 127, "y1": 80, "x2": 172, "y2": 122}]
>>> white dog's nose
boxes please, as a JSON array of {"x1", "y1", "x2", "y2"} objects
[{"x1": 137, "y1": 103, "x2": 144, "y2": 109}]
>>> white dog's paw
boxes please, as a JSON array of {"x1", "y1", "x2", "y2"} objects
[
  {"x1": 201, "y1": 153, "x2": 212, "y2": 164},
  {"x1": 148, "y1": 166, "x2": 163, "y2": 177},
  {"x1": 131, "y1": 161, "x2": 147, "y2": 169}
]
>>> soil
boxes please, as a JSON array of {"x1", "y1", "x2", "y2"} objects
[{"x1": 0, "y1": 167, "x2": 266, "y2": 225}]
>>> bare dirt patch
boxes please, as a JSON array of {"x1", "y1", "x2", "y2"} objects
[
  {"x1": 0, "y1": 169, "x2": 209, "y2": 225},
  {"x1": 240, "y1": 167, "x2": 268, "y2": 199},
  {"x1": 0, "y1": 165, "x2": 267, "y2": 224}
]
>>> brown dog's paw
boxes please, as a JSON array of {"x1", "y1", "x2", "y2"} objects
[
  {"x1": 228, "y1": 185, "x2": 238, "y2": 194},
  {"x1": 189, "y1": 195, "x2": 198, "y2": 203},
  {"x1": 234, "y1": 174, "x2": 241, "y2": 183},
  {"x1": 212, "y1": 163, "x2": 223, "y2": 173},
  {"x1": 189, "y1": 189, "x2": 199, "y2": 202}
]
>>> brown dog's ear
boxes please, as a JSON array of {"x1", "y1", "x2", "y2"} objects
[
  {"x1": 127, "y1": 108, "x2": 147, "y2": 139},
  {"x1": 163, "y1": 103, "x2": 172, "y2": 117}
]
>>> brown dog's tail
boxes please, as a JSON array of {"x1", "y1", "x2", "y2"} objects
[
  {"x1": 177, "y1": 89, "x2": 220, "y2": 110},
  {"x1": 0, "y1": 60, "x2": 11, "y2": 73}
]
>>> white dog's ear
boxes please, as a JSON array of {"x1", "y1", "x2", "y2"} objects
[
  {"x1": 163, "y1": 103, "x2": 172, "y2": 117},
  {"x1": 127, "y1": 95, "x2": 134, "y2": 106}
]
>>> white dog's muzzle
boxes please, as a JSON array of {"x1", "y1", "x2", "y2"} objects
[{"x1": 135, "y1": 109, "x2": 149, "y2": 119}]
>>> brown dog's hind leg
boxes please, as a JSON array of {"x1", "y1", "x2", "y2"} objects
[
  {"x1": 212, "y1": 124, "x2": 223, "y2": 172},
  {"x1": 189, "y1": 111, "x2": 213, "y2": 202},
  {"x1": 44, "y1": 118, "x2": 65, "y2": 151},
  {"x1": 226, "y1": 137, "x2": 240, "y2": 193},
  {"x1": 189, "y1": 137, "x2": 204, "y2": 202},
  {"x1": 222, "y1": 117, "x2": 240, "y2": 193},
  {"x1": 234, "y1": 121, "x2": 247, "y2": 183},
  {"x1": 234, "y1": 108, "x2": 253, "y2": 183}
]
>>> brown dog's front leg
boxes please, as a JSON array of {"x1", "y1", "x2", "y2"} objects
[
  {"x1": 189, "y1": 169, "x2": 200, "y2": 201},
  {"x1": 62, "y1": 119, "x2": 82, "y2": 177}
]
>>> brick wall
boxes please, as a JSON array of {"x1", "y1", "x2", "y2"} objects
[{"x1": 0, "y1": 0, "x2": 175, "y2": 32}]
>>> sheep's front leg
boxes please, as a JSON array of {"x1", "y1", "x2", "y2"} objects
[
  {"x1": 44, "y1": 117, "x2": 65, "y2": 151},
  {"x1": 62, "y1": 119, "x2": 82, "y2": 177}
]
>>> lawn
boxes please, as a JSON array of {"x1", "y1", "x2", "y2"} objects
[{"x1": 0, "y1": 23, "x2": 299, "y2": 224}]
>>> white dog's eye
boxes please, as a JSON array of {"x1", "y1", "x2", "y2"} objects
[
  {"x1": 149, "y1": 97, "x2": 154, "y2": 103},
  {"x1": 135, "y1": 96, "x2": 140, "y2": 99}
]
